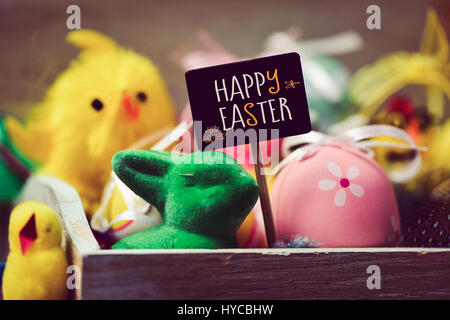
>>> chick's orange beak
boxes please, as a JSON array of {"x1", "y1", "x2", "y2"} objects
[
  {"x1": 19, "y1": 214, "x2": 37, "y2": 255},
  {"x1": 122, "y1": 93, "x2": 141, "y2": 121},
  {"x1": 406, "y1": 118, "x2": 420, "y2": 142}
]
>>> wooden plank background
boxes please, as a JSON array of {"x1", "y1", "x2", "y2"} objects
[
  {"x1": 0, "y1": 0, "x2": 449, "y2": 117},
  {"x1": 81, "y1": 248, "x2": 450, "y2": 300}
]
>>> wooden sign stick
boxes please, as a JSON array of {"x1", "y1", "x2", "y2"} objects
[{"x1": 251, "y1": 142, "x2": 276, "y2": 247}]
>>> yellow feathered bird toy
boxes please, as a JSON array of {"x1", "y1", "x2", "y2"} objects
[
  {"x1": 2, "y1": 201, "x2": 68, "y2": 300},
  {"x1": 349, "y1": 8, "x2": 450, "y2": 123},
  {"x1": 4, "y1": 30, "x2": 176, "y2": 217},
  {"x1": 346, "y1": 9, "x2": 450, "y2": 185}
]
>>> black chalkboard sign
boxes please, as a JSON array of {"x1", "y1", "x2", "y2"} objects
[{"x1": 185, "y1": 52, "x2": 311, "y2": 150}]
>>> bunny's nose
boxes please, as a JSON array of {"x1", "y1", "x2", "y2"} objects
[{"x1": 122, "y1": 93, "x2": 141, "y2": 121}]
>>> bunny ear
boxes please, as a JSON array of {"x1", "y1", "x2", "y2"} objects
[
  {"x1": 112, "y1": 150, "x2": 172, "y2": 212},
  {"x1": 66, "y1": 29, "x2": 118, "y2": 54}
]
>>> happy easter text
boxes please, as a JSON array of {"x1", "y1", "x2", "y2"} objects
[{"x1": 215, "y1": 69, "x2": 293, "y2": 131}]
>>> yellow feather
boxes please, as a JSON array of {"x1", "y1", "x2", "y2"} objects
[
  {"x1": 348, "y1": 9, "x2": 450, "y2": 121},
  {"x1": 8, "y1": 30, "x2": 176, "y2": 217},
  {"x1": 4, "y1": 115, "x2": 52, "y2": 164},
  {"x1": 2, "y1": 201, "x2": 68, "y2": 300},
  {"x1": 66, "y1": 29, "x2": 118, "y2": 56}
]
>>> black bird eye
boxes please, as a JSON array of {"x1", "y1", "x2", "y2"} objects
[
  {"x1": 91, "y1": 99, "x2": 103, "y2": 111},
  {"x1": 136, "y1": 92, "x2": 147, "y2": 102}
]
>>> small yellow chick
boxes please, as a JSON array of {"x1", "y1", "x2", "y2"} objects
[
  {"x1": 2, "y1": 201, "x2": 68, "y2": 300},
  {"x1": 5, "y1": 30, "x2": 176, "y2": 217}
]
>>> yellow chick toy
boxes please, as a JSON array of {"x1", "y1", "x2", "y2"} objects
[
  {"x1": 2, "y1": 201, "x2": 68, "y2": 300},
  {"x1": 5, "y1": 30, "x2": 176, "y2": 217}
]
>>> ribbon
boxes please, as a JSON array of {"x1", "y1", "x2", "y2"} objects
[
  {"x1": 90, "y1": 121, "x2": 193, "y2": 233},
  {"x1": 273, "y1": 125, "x2": 427, "y2": 183}
]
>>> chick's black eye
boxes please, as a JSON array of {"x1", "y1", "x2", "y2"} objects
[
  {"x1": 91, "y1": 99, "x2": 103, "y2": 111},
  {"x1": 137, "y1": 92, "x2": 147, "y2": 102}
]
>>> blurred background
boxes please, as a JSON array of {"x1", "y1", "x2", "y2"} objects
[
  {"x1": 1, "y1": 0, "x2": 449, "y2": 261},
  {"x1": 0, "y1": 0, "x2": 449, "y2": 116}
]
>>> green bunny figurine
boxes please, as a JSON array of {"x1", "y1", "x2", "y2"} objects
[{"x1": 112, "y1": 150, "x2": 259, "y2": 249}]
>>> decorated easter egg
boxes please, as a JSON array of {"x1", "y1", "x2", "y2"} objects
[
  {"x1": 105, "y1": 186, "x2": 162, "y2": 241},
  {"x1": 236, "y1": 169, "x2": 278, "y2": 248},
  {"x1": 236, "y1": 207, "x2": 268, "y2": 248},
  {"x1": 304, "y1": 55, "x2": 353, "y2": 129},
  {"x1": 271, "y1": 144, "x2": 401, "y2": 247}
]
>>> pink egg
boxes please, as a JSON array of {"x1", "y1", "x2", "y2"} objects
[
  {"x1": 178, "y1": 103, "x2": 197, "y2": 153},
  {"x1": 271, "y1": 144, "x2": 401, "y2": 247}
]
